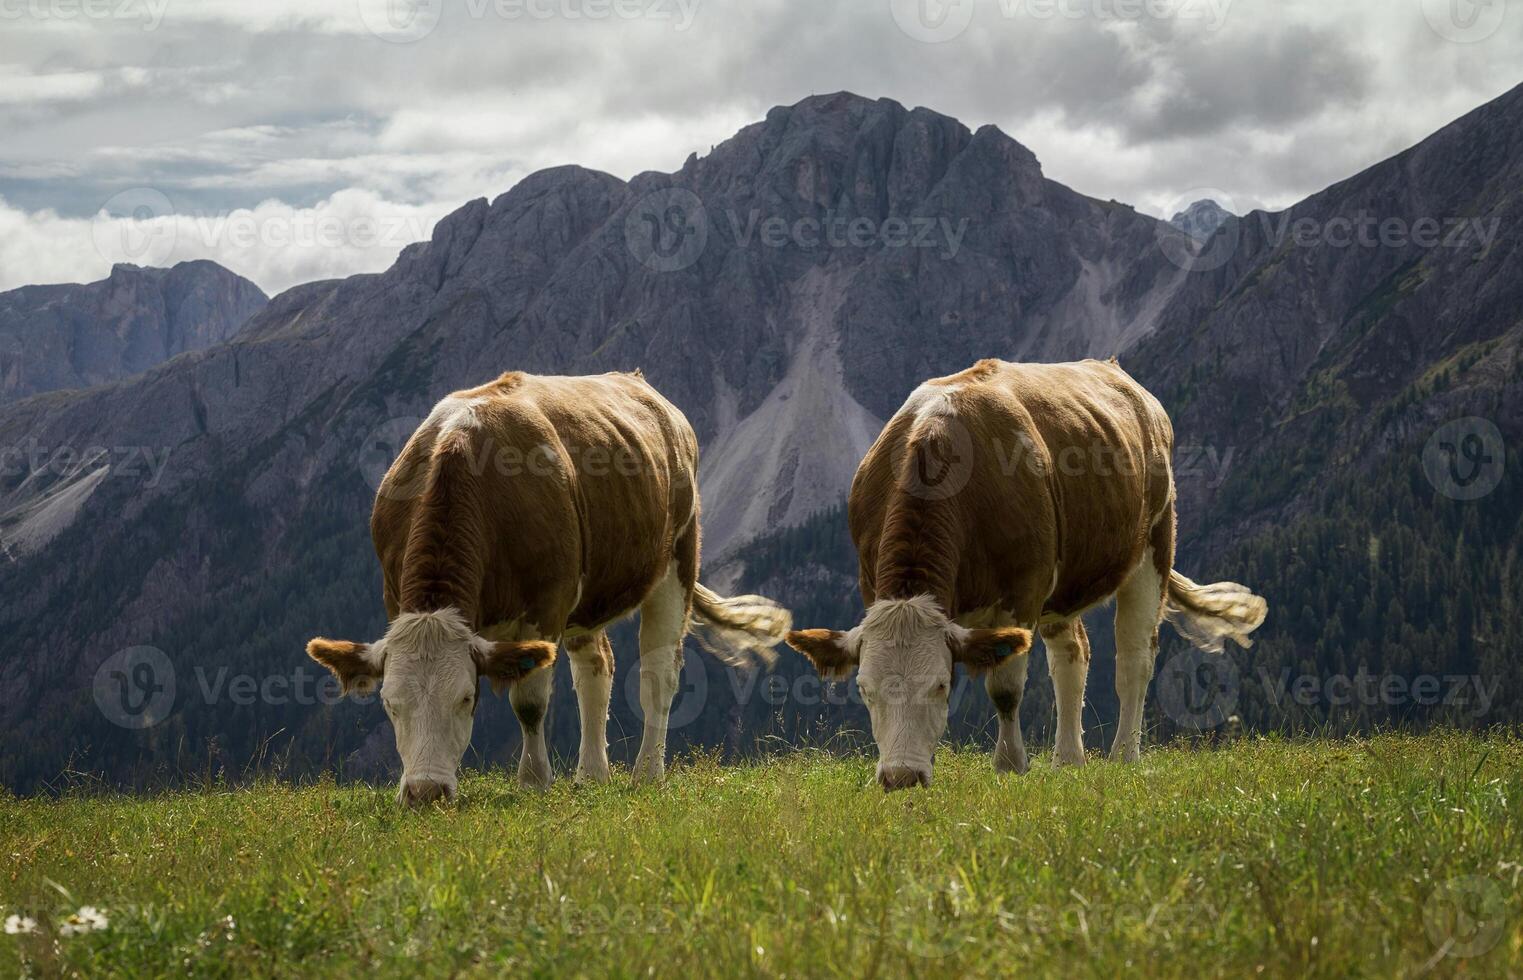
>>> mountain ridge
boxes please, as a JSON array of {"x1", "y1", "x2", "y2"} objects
[{"x1": 0, "y1": 260, "x2": 267, "y2": 407}]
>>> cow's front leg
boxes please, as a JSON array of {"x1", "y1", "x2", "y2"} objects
[
  {"x1": 986, "y1": 641, "x2": 1031, "y2": 774},
  {"x1": 1043, "y1": 619, "x2": 1090, "y2": 767},
  {"x1": 632, "y1": 564, "x2": 687, "y2": 785},
  {"x1": 510, "y1": 663, "x2": 555, "y2": 789},
  {"x1": 566, "y1": 631, "x2": 614, "y2": 784}
]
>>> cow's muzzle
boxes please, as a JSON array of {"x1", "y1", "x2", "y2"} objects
[
  {"x1": 878, "y1": 766, "x2": 931, "y2": 792},
  {"x1": 400, "y1": 778, "x2": 454, "y2": 807}
]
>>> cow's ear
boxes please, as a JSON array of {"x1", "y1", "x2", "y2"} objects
[
  {"x1": 474, "y1": 640, "x2": 557, "y2": 696},
  {"x1": 785, "y1": 629, "x2": 859, "y2": 681},
  {"x1": 307, "y1": 638, "x2": 385, "y2": 696},
  {"x1": 950, "y1": 627, "x2": 1032, "y2": 676}
]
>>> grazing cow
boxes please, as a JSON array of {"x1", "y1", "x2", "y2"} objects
[
  {"x1": 786, "y1": 359, "x2": 1266, "y2": 790},
  {"x1": 307, "y1": 371, "x2": 790, "y2": 805}
]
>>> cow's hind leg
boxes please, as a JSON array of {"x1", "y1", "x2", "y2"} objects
[
  {"x1": 1110, "y1": 547, "x2": 1166, "y2": 763},
  {"x1": 1043, "y1": 619, "x2": 1090, "y2": 767},
  {"x1": 511, "y1": 662, "x2": 555, "y2": 790},
  {"x1": 986, "y1": 624, "x2": 1031, "y2": 774},
  {"x1": 566, "y1": 631, "x2": 614, "y2": 784},
  {"x1": 632, "y1": 562, "x2": 689, "y2": 785}
]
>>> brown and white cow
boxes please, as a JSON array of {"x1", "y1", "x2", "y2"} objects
[
  {"x1": 307, "y1": 371, "x2": 790, "y2": 805},
  {"x1": 786, "y1": 358, "x2": 1266, "y2": 790}
]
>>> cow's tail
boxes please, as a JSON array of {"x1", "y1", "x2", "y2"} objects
[
  {"x1": 689, "y1": 583, "x2": 792, "y2": 668},
  {"x1": 1163, "y1": 571, "x2": 1268, "y2": 654}
]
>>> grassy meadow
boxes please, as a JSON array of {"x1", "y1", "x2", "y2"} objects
[{"x1": 2, "y1": 733, "x2": 1520, "y2": 977}]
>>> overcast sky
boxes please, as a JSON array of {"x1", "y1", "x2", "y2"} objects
[{"x1": 0, "y1": 0, "x2": 1517, "y2": 294}]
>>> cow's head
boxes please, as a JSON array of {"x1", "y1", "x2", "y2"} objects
[
  {"x1": 307, "y1": 608, "x2": 555, "y2": 806},
  {"x1": 786, "y1": 596, "x2": 1031, "y2": 791}
]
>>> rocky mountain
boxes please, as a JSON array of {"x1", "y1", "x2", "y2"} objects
[
  {"x1": 1117, "y1": 81, "x2": 1523, "y2": 734},
  {"x1": 0, "y1": 261, "x2": 267, "y2": 406},
  {"x1": 2, "y1": 85, "x2": 1519, "y2": 791},
  {"x1": 1168, "y1": 198, "x2": 1233, "y2": 243},
  {"x1": 1135, "y1": 83, "x2": 1522, "y2": 530}
]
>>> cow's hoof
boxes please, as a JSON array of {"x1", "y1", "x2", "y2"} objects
[
  {"x1": 993, "y1": 750, "x2": 1029, "y2": 775},
  {"x1": 992, "y1": 755, "x2": 1029, "y2": 777},
  {"x1": 631, "y1": 757, "x2": 666, "y2": 786},
  {"x1": 1109, "y1": 746, "x2": 1141, "y2": 764},
  {"x1": 518, "y1": 760, "x2": 553, "y2": 790},
  {"x1": 574, "y1": 763, "x2": 611, "y2": 786},
  {"x1": 1051, "y1": 748, "x2": 1087, "y2": 768}
]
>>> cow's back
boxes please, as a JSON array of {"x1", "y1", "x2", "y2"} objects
[
  {"x1": 372, "y1": 371, "x2": 697, "y2": 635},
  {"x1": 512, "y1": 372, "x2": 698, "y2": 629},
  {"x1": 850, "y1": 359, "x2": 1173, "y2": 625}
]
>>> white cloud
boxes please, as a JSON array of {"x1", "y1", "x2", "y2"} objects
[
  {"x1": 0, "y1": 189, "x2": 454, "y2": 295},
  {"x1": 377, "y1": 99, "x2": 753, "y2": 179},
  {"x1": 0, "y1": 67, "x2": 106, "y2": 105}
]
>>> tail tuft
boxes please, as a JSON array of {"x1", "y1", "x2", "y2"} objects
[
  {"x1": 1164, "y1": 571, "x2": 1267, "y2": 654},
  {"x1": 689, "y1": 583, "x2": 792, "y2": 668}
]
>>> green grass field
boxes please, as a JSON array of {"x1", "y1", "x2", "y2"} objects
[{"x1": 2, "y1": 734, "x2": 1519, "y2": 977}]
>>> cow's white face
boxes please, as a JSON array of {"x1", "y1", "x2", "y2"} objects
[
  {"x1": 786, "y1": 596, "x2": 1032, "y2": 791},
  {"x1": 378, "y1": 635, "x2": 477, "y2": 804},
  {"x1": 307, "y1": 609, "x2": 555, "y2": 806},
  {"x1": 857, "y1": 629, "x2": 953, "y2": 788}
]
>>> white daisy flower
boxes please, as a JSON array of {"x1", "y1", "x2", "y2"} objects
[
  {"x1": 4, "y1": 914, "x2": 37, "y2": 935},
  {"x1": 77, "y1": 907, "x2": 109, "y2": 931},
  {"x1": 58, "y1": 906, "x2": 110, "y2": 936}
]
